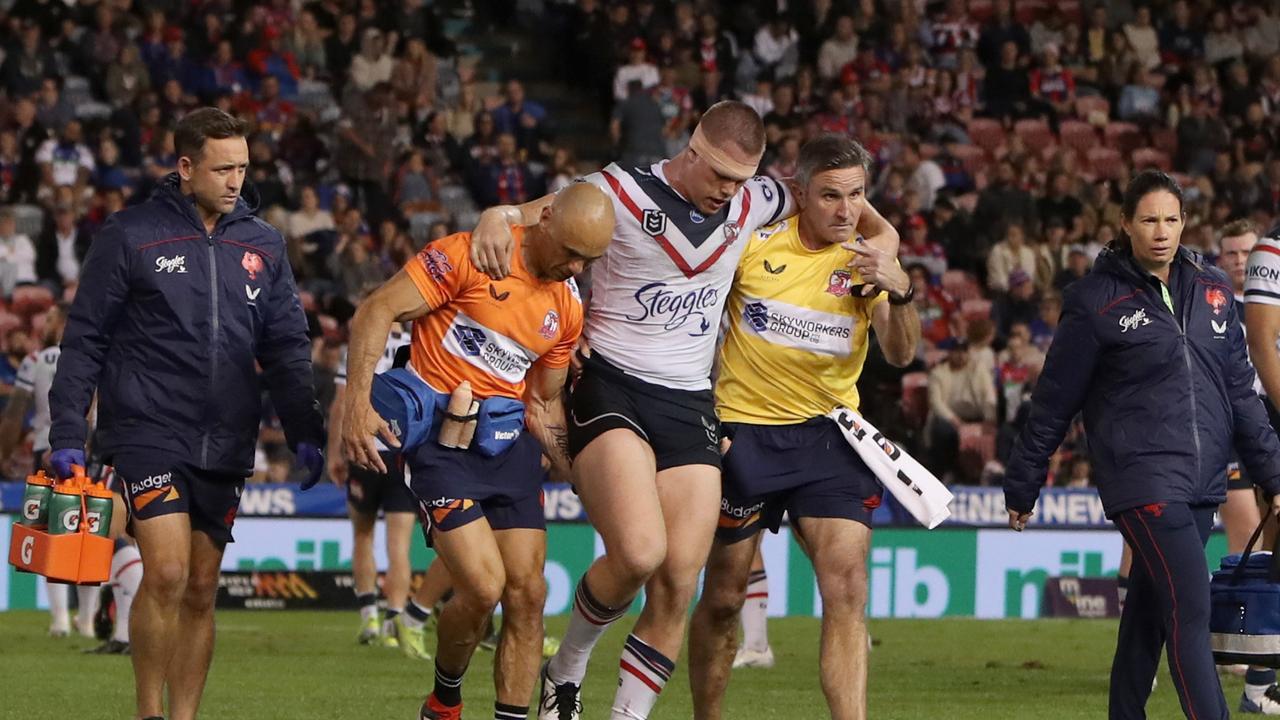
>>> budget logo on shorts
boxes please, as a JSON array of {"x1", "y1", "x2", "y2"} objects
[
  {"x1": 642, "y1": 208, "x2": 667, "y2": 237},
  {"x1": 826, "y1": 270, "x2": 852, "y2": 297},
  {"x1": 451, "y1": 325, "x2": 487, "y2": 357},
  {"x1": 539, "y1": 309, "x2": 560, "y2": 339},
  {"x1": 129, "y1": 471, "x2": 180, "y2": 511},
  {"x1": 743, "y1": 302, "x2": 770, "y2": 332}
]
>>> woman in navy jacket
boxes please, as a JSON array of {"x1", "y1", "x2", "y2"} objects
[{"x1": 1004, "y1": 171, "x2": 1280, "y2": 720}]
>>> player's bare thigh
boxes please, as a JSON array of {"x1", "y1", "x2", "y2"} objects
[{"x1": 572, "y1": 428, "x2": 665, "y2": 576}]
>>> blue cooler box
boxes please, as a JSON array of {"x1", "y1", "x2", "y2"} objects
[{"x1": 1211, "y1": 540, "x2": 1280, "y2": 667}]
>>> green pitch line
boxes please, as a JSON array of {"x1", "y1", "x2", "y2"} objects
[{"x1": 0, "y1": 611, "x2": 1219, "y2": 718}]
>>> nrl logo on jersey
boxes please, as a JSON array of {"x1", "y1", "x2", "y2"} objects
[{"x1": 642, "y1": 208, "x2": 667, "y2": 237}]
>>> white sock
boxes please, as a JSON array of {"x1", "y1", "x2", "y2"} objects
[
  {"x1": 359, "y1": 602, "x2": 378, "y2": 623},
  {"x1": 110, "y1": 544, "x2": 143, "y2": 643},
  {"x1": 404, "y1": 599, "x2": 432, "y2": 630},
  {"x1": 48, "y1": 581, "x2": 70, "y2": 632},
  {"x1": 75, "y1": 585, "x2": 100, "y2": 636},
  {"x1": 547, "y1": 579, "x2": 629, "y2": 686},
  {"x1": 611, "y1": 634, "x2": 674, "y2": 720},
  {"x1": 741, "y1": 569, "x2": 770, "y2": 652}
]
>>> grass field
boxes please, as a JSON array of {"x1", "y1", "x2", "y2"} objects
[{"x1": 0, "y1": 610, "x2": 1239, "y2": 719}]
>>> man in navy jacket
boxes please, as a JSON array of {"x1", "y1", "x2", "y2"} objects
[{"x1": 48, "y1": 108, "x2": 324, "y2": 720}]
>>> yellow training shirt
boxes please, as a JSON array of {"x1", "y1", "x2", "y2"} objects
[{"x1": 715, "y1": 219, "x2": 885, "y2": 424}]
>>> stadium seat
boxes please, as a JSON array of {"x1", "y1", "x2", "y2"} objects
[
  {"x1": 1150, "y1": 127, "x2": 1179, "y2": 157},
  {"x1": 1075, "y1": 95, "x2": 1110, "y2": 122},
  {"x1": 1086, "y1": 147, "x2": 1124, "y2": 180},
  {"x1": 1014, "y1": 118, "x2": 1054, "y2": 150},
  {"x1": 1058, "y1": 120, "x2": 1099, "y2": 156},
  {"x1": 901, "y1": 372, "x2": 930, "y2": 429},
  {"x1": 1104, "y1": 122, "x2": 1143, "y2": 154},
  {"x1": 961, "y1": 298, "x2": 992, "y2": 321},
  {"x1": 1131, "y1": 147, "x2": 1172, "y2": 172},
  {"x1": 967, "y1": 119, "x2": 1006, "y2": 155},
  {"x1": 958, "y1": 422, "x2": 998, "y2": 482},
  {"x1": 951, "y1": 144, "x2": 989, "y2": 176}
]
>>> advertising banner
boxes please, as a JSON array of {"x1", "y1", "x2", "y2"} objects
[{"x1": 0, "y1": 514, "x2": 1232, "y2": 617}]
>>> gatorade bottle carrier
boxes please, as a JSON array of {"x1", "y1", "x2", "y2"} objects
[{"x1": 7, "y1": 466, "x2": 112, "y2": 585}]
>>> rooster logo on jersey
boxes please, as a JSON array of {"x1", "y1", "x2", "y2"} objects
[
  {"x1": 1205, "y1": 287, "x2": 1228, "y2": 315},
  {"x1": 539, "y1": 309, "x2": 560, "y2": 339},
  {"x1": 241, "y1": 251, "x2": 264, "y2": 280},
  {"x1": 826, "y1": 270, "x2": 853, "y2": 297}
]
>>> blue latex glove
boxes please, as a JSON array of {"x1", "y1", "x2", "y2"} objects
[
  {"x1": 50, "y1": 448, "x2": 86, "y2": 480},
  {"x1": 296, "y1": 441, "x2": 324, "y2": 491}
]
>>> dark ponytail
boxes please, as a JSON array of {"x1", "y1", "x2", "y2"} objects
[{"x1": 1113, "y1": 170, "x2": 1185, "y2": 251}]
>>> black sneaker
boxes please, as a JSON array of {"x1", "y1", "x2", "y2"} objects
[
  {"x1": 537, "y1": 661, "x2": 582, "y2": 720},
  {"x1": 84, "y1": 639, "x2": 130, "y2": 655},
  {"x1": 93, "y1": 586, "x2": 115, "y2": 641}
]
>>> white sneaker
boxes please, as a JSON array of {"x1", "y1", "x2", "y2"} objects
[
  {"x1": 537, "y1": 661, "x2": 582, "y2": 720},
  {"x1": 1240, "y1": 684, "x2": 1280, "y2": 714},
  {"x1": 732, "y1": 646, "x2": 775, "y2": 669}
]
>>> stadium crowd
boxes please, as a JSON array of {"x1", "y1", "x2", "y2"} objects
[{"x1": 0, "y1": 0, "x2": 1279, "y2": 488}]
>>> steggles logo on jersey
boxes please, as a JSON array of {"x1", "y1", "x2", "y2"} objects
[
  {"x1": 763, "y1": 259, "x2": 787, "y2": 275},
  {"x1": 241, "y1": 251, "x2": 264, "y2": 280},
  {"x1": 642, "y1": 208, "x2": 667, "y2": 237},
  {"x1": 539, "y1": 309, "x2": 560, "y2": 339},
  {"x1": 155, "y1": 255, "x2": 188, "y2": 273},
  {"x1": 627, "y1": 281, "x2": 719, "y2": 336},
  {"x1": 826, "y1": 269, "x2": 853, "y2": 297}
]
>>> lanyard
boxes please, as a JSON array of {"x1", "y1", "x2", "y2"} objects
[{"x1": 1158, "y1": 281, "x2": 1174, "y2": 315}]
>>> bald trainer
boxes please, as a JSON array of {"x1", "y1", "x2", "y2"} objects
[{"x1": 341, "y1": 182, "x2": 615, "y2": 720}]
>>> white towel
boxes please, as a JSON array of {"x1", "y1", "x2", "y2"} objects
[{"x1": 827, "y1": 407, "x2": 954, "y2": 529}]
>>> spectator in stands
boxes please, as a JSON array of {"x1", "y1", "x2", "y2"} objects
[
  {"x1": 104, "y1": 43, "x2": 151, "y2": 110},
  {"x1": 1123, "y1": 6, "x2": 1161, "y2": 71},
  {"x1": 35, "y1": 120, "x2": 94, "y2": 198},
  {"x1": 1177, "y1": 95, "x2": 1232, "y2": 177},
  {"x1": 1118, "y1": 64, "x2": 1162, "y2": 125},
  {"x1": 247, "y1": 26, "x2": 301, "y2": 99},
  {"x1": 928, "y1": 340, "x2": 998, "y2": 482},
  {"x1": 994, "y1": 269, "x2": 1042, "y2": 338},
  {"x1": 0, "y1": 209, "x2": 38, "y2": 297},
  {"x1": 816, "y1": 15, "x2": 857, "y2": 83},
  {"x1": 902, "y1": 215, "x2": 947, "y2": 277},
  {"x1": 248, "y1": 138, "x2": 291, "y2": 213},
  {"x1": 391, "y1": 37, "x2": 438, "y2": 114},
  {"x1": 492, "y1": 79, "x2": 550, "y2": 162},
  {"x1": 998, "y1": 322, "x2": 1044, "y2": 423},
  {"x1": 976, "y1": 160, "x2": 1038, "y2": 246},
  {"x1": 1204, "y1": 9, "x2": 1243, "y2": 68},
  {"x1": 614, "y1": 38, "x2": 659, "y2": 103},
  {"x1": 984, "y1": 40, "x2": 1034, "y2": 124},
  {"x1": 80, "y1": 4, "x2": 122, "y2": 89},
  {"x1": 36, "y1": 202, "x2": 88, "y2": 288},
  {"x1": 349, "y1": 27, "x2": 393, "y2": 94},
  {"x1": 765, "y1": 135, "x2": 800, "y2": 181},
  {"x1": 288, "y1": 9, "x2": 329, "y2": 81},
  {"x1": 902, "y1": 141, "x2": 946, "y2": 212},
  {"x1": 653, "y1": 64, "x2": 694, "y2": 157},
  {"x1": 1030, "y1": 45, "x2": 1075, "y2": 129},
  {"x1": 1242, "y1": 3, "x2": 1280, "y2": 61},
  {"x1": 1159, "y1": 0, "x2": 1203, "y2": 71},
  {"x1": 414, "y1": 110, "x2": 460, "y2": 179},
  {"x1": 1030, "y1": 292, "x2": 1062, "y2": 353},
  {"x1": 1029, "y1": 7, "x2": 1068, "y2": 59},
  {"x1": 326, "y1": 13, "x2": 361, "y2": 91},
  {"x1": 910, "y1": 263, "x2": 958, "y2": 350},
  {"x1": 1039, "y1": 171, "x2": 1084, "y2": 234},
  {"x1": 697, "y1": 11, "x2": 737, "y2": 88},
  {"x1": 475, "y1": 132, "x2": 543, "y2": 208},
  {"x1": 203, "y1": 40, "x2": 247, "y2": 98},
  {"x1": 0, "y1": 131, "x2": 21, "y2": 204},
  {"x1": 546, "y1": 146, "x2": 578, "y2": 194},
  {"x1": 328, "y1": 233, "x2": 385, "y2": 302},
  {"x1": 2, "y1": 23, "x2": 56, "y2": 99},
  {"x1": 33, "y1": 78, "x2": 72, "y2": 134},
  {"x1": 927, "y1": 0, "x2": 979, "y2": 71},
  {"x1": 395, "y1": 149, "x2": 442, "y2": 216},
  {"x1": 335, "y1": 82, "x2": 397, "y2": 227},
  {"x1": 611, "y1": 79, "x2": 666, "y2": 169},
  {"x1": 977, "y1": 0, "x2": 1029, "y2": 69},
  {"x1": 753, "y1": 15, "x2": 799, "y2": 79},
  {"x1": 988, "y1": 224, "x2": 1038, "y2": 294},
  {"x1": 288, "y1": 185, "x2": 335, "y2": 240},
  {"x1": 1097, "y1": 30, "x2": 1139, "y2": 100}
]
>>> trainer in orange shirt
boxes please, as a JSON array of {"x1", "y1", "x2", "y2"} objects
[{"x1": 340, "y1": 182, "x2": 614, "y2": 720}]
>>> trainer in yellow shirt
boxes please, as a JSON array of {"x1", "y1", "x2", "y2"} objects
[{"x1": 689, "y1": 135, "x2": 921, "y2": 720}]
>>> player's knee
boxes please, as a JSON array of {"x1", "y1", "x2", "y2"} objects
[
  {"x1": 182, "y1": 574, "x2": 219, "y2": 614},
  {"x1": 816, "y1": 566, "x2": 868, "y2": 617},
  {"x1": 458, "y1": 571, "x2": 507, "y2": 612},
  {"x1": 647, "y1": 569, "x2": 701, "y2": 613},
  {"x1": 142, "y1": 557, "x2": 188, "y2": 602},
  {"x1": 699, "y1": 583, "x2": 747, "y2": 625},
  {"x1": 502, "y1": 571, "x2": 547, "y2": 617},
  {"x1": 612, "y1": 535, "x2": 667, "y2": 585}
]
